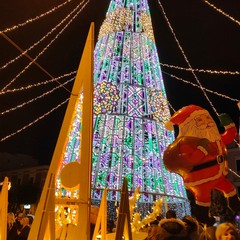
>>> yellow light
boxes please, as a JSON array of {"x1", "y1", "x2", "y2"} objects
[
  {"x1": 1, "y1": 0, "x2": 74, "y2": 33},
  {"x1": 203, "y1": 0, "x2": 240, "y2": 26}
]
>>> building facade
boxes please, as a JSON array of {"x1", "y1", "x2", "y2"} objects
[{"x1": 0, "y1": 165, "x2": 49, "y2": 214}]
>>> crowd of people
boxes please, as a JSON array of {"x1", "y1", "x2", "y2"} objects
[
  {"x1": 96, "y1": 209, "x2": 240, "y2": 240},
  {"x1": 139, "y1": 210, "x2": 240, "y2": 240},
  {"x1": 7, "y1": 212, "x2": 33, "y2": 240},
  {"x1": 7, "y1": 209, "x2": 240, "y2": 239}
]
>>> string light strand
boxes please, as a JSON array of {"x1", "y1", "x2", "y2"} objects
[
  {"x1": 163, "y1": 71, "x2": 239, "y2": 102},
  {"x1": 0, "y1": 98, "x2": 69, "y2": 142},
  {"x1": 1, "y1": 0, "x2": 89, "y2": 91},
  {"x1": 0, "y1": 0, "x2": 74, "y2": 33},
  {"x1": 0, "y1": 0, "x2": 86, "y2": 70},
  {"x1": 0, "y1": 71, "x2": 76, "y2": 95},
  {"x1": 0, "y1": 78, "x2": 74, "y2": 116},
  {"x1": 166, "y1": 100, "x2": 176, "y2": 113},
  {"x1": 157, "y1": 0, "x2": 219, "y2": 116},
  {"x1": 203, "y1": 0, "x2": 240, "y2": 26},
  {"x1": 229, "y1": 168, "x2": 240, "y2": 179},
  {"x1": 160, "y1": 63, "x2": 240, "y2": 76}
]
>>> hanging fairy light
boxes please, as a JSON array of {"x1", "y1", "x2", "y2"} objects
[
  {"x1": 0, "y1": 98, "x2": 69, "y2": 142},
  {"x1": 0, "y1": 71, "x2": 76, "y2": 95},
  {"x1": 1, "y1": 0, "x2": 90, "y2": 91},
  {"x1": 0, "y1": 78, "x2": 74, "y2": 116},
  {"x1": 0, "y1": 0, "x2": 75, "y2": 33},
  {"x1": 157, "y1": 0, "x2": 240, "y2": 192},
  {"x1": 166, "y1": 73, "x2": 239, "y2": 102},
  {"x1": 203, "y1": 0, "x2": 240, "y2": 26},
  {"x1": 0, "y1": 0, "x2": 87, "y2": 70},
  {"x1": 158, "y1": 0, "x2": 226, "y2": 117},
  {"x1": 160, "y1": 63, "x2": 240, "y2": 75}
]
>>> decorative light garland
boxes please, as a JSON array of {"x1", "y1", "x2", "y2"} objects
[
  {"x1": 160, "y1": 63, "x2": 240, "y2": 76},
  {"x1": 166, "y1": 101, "x2": 176, "y2": 114},
  {"x1": 157, "y1": 0, "x2": 240, "y2": 178},
  {"x1": 157, "y1": 0, "x2": 219, "y2": 116},
  {"x1": 0, "y1": 98, "x2": 69, "y2": 142},
  {"x1": 158, "y1": 0, "x2": 240, "y2": 189},
  {"x1": 0, "y1": 71, "x2": 76, "y2": 95},
  {"x1": 1, "y1": 0, "x2": 238, "y2": 146},
  {"x1": 0, "y1": 77, "x2": 74, "y2": 116},
  {"x1": 0, "y1": 0, "x2": 75, "y2": 33},
  {"x1": 0, "y1": 0, "x2": 87, "y2": 70},
  {"x1": 1, "y1": 0, "x2": 90, "y2": 91},
  {"x1": 203, "y1": 0, "x2": 240, "y2": 26}
]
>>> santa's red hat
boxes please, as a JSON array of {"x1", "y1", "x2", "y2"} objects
[{"x1": 165, "y1": 105, "x2": 208, "y2": 131}]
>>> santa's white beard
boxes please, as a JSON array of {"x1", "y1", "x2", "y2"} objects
[{"x1": 178, "y1": 122, "x2": 221, "y2": 142}]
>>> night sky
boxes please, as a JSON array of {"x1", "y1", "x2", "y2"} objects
[{"x1": 0, "y1": 0, "x2": 239, "y2": 165}]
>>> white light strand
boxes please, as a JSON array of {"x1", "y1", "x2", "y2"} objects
[
  {"x1": 0, "y1": 98, "x2": 69, "y2": 142},
  {"x1": 0, "y1": 71, "x2": 76, "y2": 96},
  {"x1": 166, "y1": 100, "x2": 176, "y2": 113},
  {"x1": 0, "y1": 0, "x2": 74, "y2": 33},
  {"x1": 234, "y1": 139, "x2": 240, "y2": 149},
  {"x1": 157, "y1": 0, "x2": 219, "y2": 116},
  {"x1": 161, "y1": 1, "x2": 240, "y2": 181},
  {"x1": 1, "y1": 0, "x2": 90, "y2": 91},
  {"x1": 161, "y1": 63, "x2": 240, "y2": 76},
  {"x1": 0, "y1": 0, "x2": 86, "y2": 70},
  {"x1": 229, "y1": 168, "x2": 240, "y2": 179},
  {"x1": 0, "y1": 77, "x2": 74, "y2": 116},
  {"x1": 203, "y1": 0, "x2": 240, "y2": 26},
  {"x1": 164, "y1": 72, "x2": 239, "y2": 102}
]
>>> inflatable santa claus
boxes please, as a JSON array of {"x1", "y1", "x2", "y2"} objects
[{"x1": 163, "y1": 105, "x2": 240, "y2": 225}]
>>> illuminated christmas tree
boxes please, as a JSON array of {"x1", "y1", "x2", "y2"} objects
[{"x1": 91, "y1": 0, "x2": 190, "y2": 216}]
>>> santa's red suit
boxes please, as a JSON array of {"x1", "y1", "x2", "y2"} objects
[{"x1": 163, "y1": 105, "x2": 239, "y2": 225}]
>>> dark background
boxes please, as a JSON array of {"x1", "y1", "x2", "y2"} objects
[{"x1": 0, "y1": 0, "x2": 239, "y2": 165}]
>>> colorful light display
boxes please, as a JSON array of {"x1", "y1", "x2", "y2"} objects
[
  {"x1": 55, "y1": 0, "x2": 190, "y2": 221},
  {"x1": 90, "y1": 0, "x2": 190, "y2": 216}
]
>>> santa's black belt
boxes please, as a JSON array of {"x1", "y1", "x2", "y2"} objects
[{"x1": 190, "y1": 155, "x2": 226, "y2": 172}]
